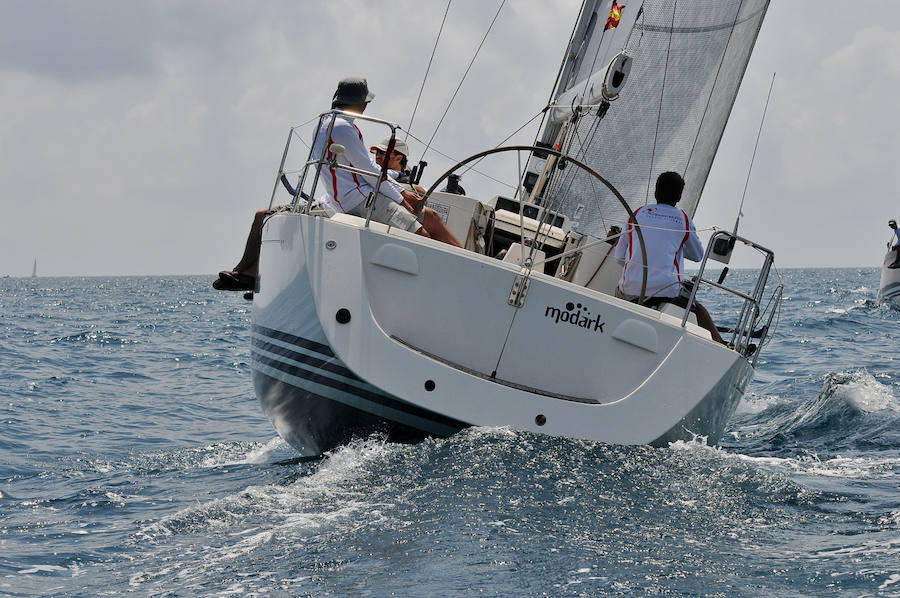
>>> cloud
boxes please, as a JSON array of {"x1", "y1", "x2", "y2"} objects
[
  {"x1": 1, "y1": 0, "x2": 898, "y2": 274},
  {"x1": 778, "y1": 26, "x2": 900, "y2": 191}
]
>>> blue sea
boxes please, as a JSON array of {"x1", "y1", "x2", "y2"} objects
[{"x1": 2, "y1": 269, "x2": 898, "y2": 597}]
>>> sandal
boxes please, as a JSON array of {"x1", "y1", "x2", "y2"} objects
[{"x1": 213, "y1": 270, "x2": 255, "y2": 291}]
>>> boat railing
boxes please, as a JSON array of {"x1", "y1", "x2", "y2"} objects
[
  {"x1": 681, "y1": 230, "x2": 781, "y2": 360},
  {"x1": 269, "y1": 110, "x2": 402, "y2": 226}
]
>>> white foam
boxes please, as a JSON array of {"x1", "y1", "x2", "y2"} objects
[
  {"x1": 668, "y1": 436, "x2": 715, "y2": 453},
  {"x1": 138, "y1": 437, "x2": 398, "y2": 542},
  {"x1": 832, "y1": 370, "x2": 898, "y2": 413},
  {"x1": 736, "y1": 393, "x2": 782, "y2": 415},
  {"x1": 200, "y1": 437, "x2": 288, "y2": 468},
  {"x1": 17, "y1": 565, "x2": 68, "y2": 574},
  {"x1": 880, "y1": 574, "x2": 900, "y2": 591},
  {"x1": 878, "y1": 511, "x2": 900, "y2": 526},
  {"x1": 814, "y1": 536, "x2": 900, "y2": 559},
  {"x1": 105, "y1": 491, "x2": 126, "y2": 504},
  {"x1": 734, "y1": 452, "x2": 898, "y2": 480}
]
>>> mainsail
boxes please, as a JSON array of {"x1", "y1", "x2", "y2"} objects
[{"x1": 537, "y1": 0, "x2": 769, "y2": 238}]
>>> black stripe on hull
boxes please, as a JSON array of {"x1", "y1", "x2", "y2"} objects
[
  {"x1": 253, "y1": 369, "x2": 464, "y2": 457},
  {"x1": 253, "y1": 324, "x2": 335, "y2": 357},
  {"x1": 881, "y1": 281, "x2": 900, "y2": 299},
  {"x1": 251, "y1": 325, "x2": 468, "y2": 455}
]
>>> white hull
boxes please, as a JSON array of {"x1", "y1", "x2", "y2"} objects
[
  {"x1": 879, "y1": 249, "x2": 900, "y2": 308},
  {"x1": 251, "y1": 212, "x2": 754, "y2": 456}
]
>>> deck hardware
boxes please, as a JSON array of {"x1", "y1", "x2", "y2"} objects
[
  {"x1": 424, "y1": 380, "x2": 436, "y2": 392},
  {"x1": 535, "y1": 414, "x2": 547, "y2": 426},
  {"x1": 335, "y1": 308, "x2": 351, "y2": 324},
  {"x1": 325, "y1": 240, "x2": 337, "y2": 250},
  {"x1": 508, "y1": 272, "x2": 532, "y2": 307}
]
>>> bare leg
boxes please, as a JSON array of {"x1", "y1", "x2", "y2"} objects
[
  {"x1": 693, "y1": 301, "x2": 725, "y2": 344},
  {"x1": 232, "y1": 208, "x2": 268, "y2": 277},
  {"x1": 422, "y1": 208, "x2": 462, "y2": 247}
]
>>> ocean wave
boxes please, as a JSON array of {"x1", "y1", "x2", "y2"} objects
[
  {"x1": 731, "y1": 370, "x2": 899, "y2": 455},
  {"x1": 735, "y1": 392, "x2": 784, "y2": 415},
  {"x1": 134, "y1": 436, "x2": 398, "y2": 542}
]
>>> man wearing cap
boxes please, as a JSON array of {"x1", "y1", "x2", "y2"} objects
[
  {"x1": 889, "y1": 219, "x2": 900, "y2": 268},
  {"x1": 369, "y1": 137, "x2": 461, "y2": 246},
  {"x1": 212, "y1": 77, "x2": 453, "y2": 292},
  {"x1": 312, "y1": 77, "x2": 428, "y2": 237}
]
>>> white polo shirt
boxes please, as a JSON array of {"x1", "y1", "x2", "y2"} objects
[
  {"x1": 311, "y1": 114, "x2": 404, "y2": 213},
  {"x1": 615, "y1": 203, "x2": 703, "y2": 298}
]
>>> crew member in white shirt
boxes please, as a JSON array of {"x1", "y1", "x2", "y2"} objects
[
  {"x1": 212, "y1": 78, "x2": 454, "y2": 292},
  {"x1": 312, "y1": 77, "x2": 428, "y2": 236},
  {"x1": 615, "y1": 171, "x2": 724, "y2": 344}
]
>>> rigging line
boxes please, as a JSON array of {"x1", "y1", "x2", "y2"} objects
[
  {"x1": 521, "y1": 112, "x2": 581, "y2": 206},
  {"x1": 290, "y1": 115, "x2": 322, "y2": 130},
  {"x1": 553, "y1": 102, "x2": 612, "y2": 213},
  {"x1": 288, "y1": 117, "x2": 325, "y2": 151},
  {"x1": 529, "y1": 117, "x2": 586, "y2": 248},
  {"x1": 622, "y1": 2, "x2": 645, "y2": 48},
  {"x1": 541, "y1": 113, "x2": 600, "y2": 226},
  {"x1": 415, "y1": 0, "x2": 507, "y2": 166},
  {"x1": 736, "y1": 71, "x2": 776, "y2": 227},
  {"x1": 578, "y1": 1, "x2": 612, "y2": 101},
  {"x1": 401, "y1": 127, "x2": 518, "y2": 190},
  {"x1": 645, "y1": 0, "x2": 677, "y2": 204},
  {"x1": 682, "y1": 0, "x2": 745, "y2": 200},
  {"x1": 460, "y1": 109, "x2": 546, "y2": 179},
  {"x1": 405, "y1": 0, "x2": 452, "y2": 143},
  {"x1": 531, "y1": 0, "x2": 588, "y2": 148}
]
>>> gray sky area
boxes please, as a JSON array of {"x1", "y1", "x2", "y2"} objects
[{"x1": 1, "y1": 1, "x2": 899, "y2": 276}]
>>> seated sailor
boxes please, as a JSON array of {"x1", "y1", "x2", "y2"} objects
[
  {"x1": 614, "y1": 171, "x2": 725, "y2": 344},
  {"x1": 213, "y1": 77, "x2": 458, "y2": 291},
  {"x1": 312, "y1": 78, "x2": 427, "y2": 235},
  {"x1": 369, "y1": 137, "x2": 461, "y2": 247}
]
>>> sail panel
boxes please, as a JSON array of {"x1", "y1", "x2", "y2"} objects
[{"x1": 541, "y1": 0, "x2": 769, "y2": 238}]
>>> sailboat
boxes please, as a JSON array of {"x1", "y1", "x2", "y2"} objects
[
  {"x1": 249, "y1": 0, "x2": 782, "y2": 456},
  {"x1": 879, "y1": 246, "x2": 900, "y2": 308},
  {"x1": 31, "y1": 259, "x2": 37, "y2": 278}
]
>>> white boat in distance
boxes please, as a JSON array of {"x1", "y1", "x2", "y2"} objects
[
  {"x1": 249, "y1": 0, "x2": 782, "y2": 456},
  {"x1": 879, "y1": 250, "x2": 900, "y2": 308}
]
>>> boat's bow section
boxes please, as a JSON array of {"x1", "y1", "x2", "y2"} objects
[
  {"x1": 250, "y1": 213, "x2": 467, "y2": 456},
  {"x1": 301, "y1": 213, "x2": 751, "y2": 448},
  {"x1": 879, "y1": 250, "x2": 900, "y2": 307}
]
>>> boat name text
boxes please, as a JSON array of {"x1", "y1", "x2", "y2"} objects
[{"x1": 545, "y1": 302, "x2": 605, "y2": 333}]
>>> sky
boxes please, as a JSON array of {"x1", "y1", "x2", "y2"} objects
[{"x1": 1, "y1": 0, "x2": 899, "y2": 276}]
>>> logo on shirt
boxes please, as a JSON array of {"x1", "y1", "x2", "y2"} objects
[{"x1": 544, "y1": 301, "x2": 605, "y2": 333}]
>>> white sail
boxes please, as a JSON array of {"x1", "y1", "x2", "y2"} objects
[
  {"x1": 536, "y1": 0, "x2": 770, "y2": 236},
  {"x1": 31, "y1": 259, "x2": 37, "y2": 278}
]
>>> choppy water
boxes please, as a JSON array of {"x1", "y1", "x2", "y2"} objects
[{"x1": 1, "y1": 270, "x2": 898, "y2": 597}]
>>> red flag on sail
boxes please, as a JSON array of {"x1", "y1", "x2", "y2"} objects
[{"x1": 604, "y1": 1, "x2": 625, "y2": 30}]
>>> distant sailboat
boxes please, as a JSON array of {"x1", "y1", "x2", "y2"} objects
[{"x1": 31, "y1": 259, "x2": 37, "y2": 278}]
